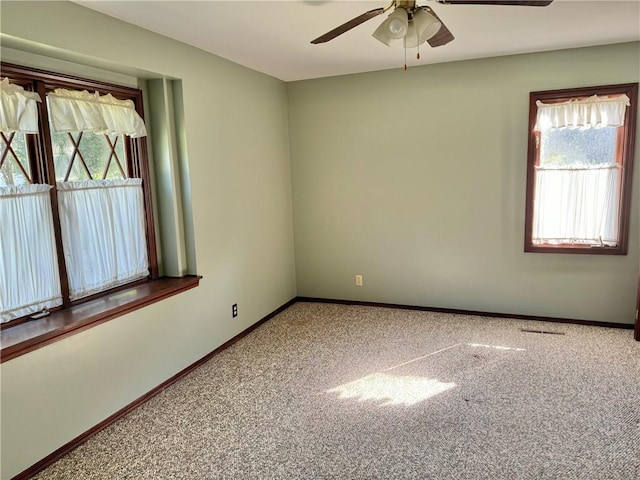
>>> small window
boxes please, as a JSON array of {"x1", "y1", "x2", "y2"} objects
[{"x1": 524, "y1": 83, "x2": 638, "y2": 254}]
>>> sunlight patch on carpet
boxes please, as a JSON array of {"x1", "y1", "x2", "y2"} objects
[
  {"x1": 467, "y1": 343, "x2": 525, "y2": 352},
  {"x1": 382, "y1": 343, "x2": 463, "y2": 372},
  {"x1": 327, "y1": 372, "x2": 456, "y2": 407}
]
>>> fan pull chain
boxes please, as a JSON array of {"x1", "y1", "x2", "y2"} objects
[{"x1": 404, "y1": 44, "x2": 407, "y2": 71}]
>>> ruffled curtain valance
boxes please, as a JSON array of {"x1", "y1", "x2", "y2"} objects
[
  {"x1": 534, "y1": 94, "x2": 630, "y2": 131},
  {"x1": 0, "y1": 77, "x2": 42, "y2": 133},
  {"x1": 47, "y1": 88, "x2": 147, "y2": 138}
]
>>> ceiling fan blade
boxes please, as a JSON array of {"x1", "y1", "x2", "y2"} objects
[
  {"x1": 436, "y1": 1, "x2": 553, "y2": 6},
  {"x1": 424, "y1": 8, "x2": 455, "y2": 47},
  {"x1": 311, "y1": 7, "x2": 386, "y2": 44}
]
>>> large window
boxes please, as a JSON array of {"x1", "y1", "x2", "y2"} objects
[
  {"x1": 524, "y1": 83, "x2": 638, "y2": 254},
  {"x1": 0, "y1": 63, "x2": 158, "y2": 325}
]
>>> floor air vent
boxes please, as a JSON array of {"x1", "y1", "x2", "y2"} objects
[{"x1": 520, "y1": 328, "x2": 566, "y2": 335}]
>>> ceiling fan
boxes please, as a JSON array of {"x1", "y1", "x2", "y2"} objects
[{"x1": 311, "y1": 1, "x2": 554, "y2": 52}]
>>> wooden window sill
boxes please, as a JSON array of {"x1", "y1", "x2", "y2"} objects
[
  {"x1": 0, "y1": 276, "x2": 201, "y2": 363},
  {"x1": 525, "y1": 244, "x2": 626, "y2": 255}
]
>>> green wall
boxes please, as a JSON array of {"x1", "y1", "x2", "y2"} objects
[
  {"x1": 1, "y1": 1, "x2": 638, "y2": 478},
  {"x1": 0, "y1": 2, "x2": 296, "y2": 478},
  {"x1": 288, "y1": 42, "x2": 640, "y2": 323}
]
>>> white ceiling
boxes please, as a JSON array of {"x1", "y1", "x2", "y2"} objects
[{"x1": 75, "y1": 0, "x2": 640, "y2": 81}]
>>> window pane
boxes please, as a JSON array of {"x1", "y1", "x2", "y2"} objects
[
  {"x1": 0, "y1": 133, "x2": 32, "y2": 186},
  {"x1": 50, "y1": 131, "x2": 73, "y2": 180},
  {"x1": 105, "y1": 160, "x2": 123, "y2": 179},
  {"x1": 540, "y1": 126, "x2": 617, "y2": 167},
  {"x1": 108, "y1": 134, "x2": 129, "y2": 178},
  {"x1": 50, "y1": 131, "x2": 128, "y2": 181}
]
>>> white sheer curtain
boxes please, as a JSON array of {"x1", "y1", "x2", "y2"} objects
[
  {"x1": 532, "y1": 94, "x2": 627, "y2": 246},
  {"x1": 57, "y1": 179, "x2": 149, "y2": 300},
  {"x1": 533, "y1": 165, "x2": 620, "y2": 246},
  {"x1": 0, "y1": 185, "x2": 62, "y2": 322}
]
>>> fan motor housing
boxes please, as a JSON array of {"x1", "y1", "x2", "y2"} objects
[{"x1": 396, "y1": 0, "x2": 418, "y2": 11}]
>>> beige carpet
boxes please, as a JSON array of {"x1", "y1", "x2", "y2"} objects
[{"x1": 34, "y1": 302, "x2": 640, "y2": 479}]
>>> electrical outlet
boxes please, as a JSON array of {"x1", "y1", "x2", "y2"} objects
[
  {"x1": 232, "y1": 303, "x2": 238, "y2": 318},
  {"x1": 355, "y1": 275, "x2": 363, "y2": 287}
]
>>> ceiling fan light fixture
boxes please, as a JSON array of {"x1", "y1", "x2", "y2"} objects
[
  {"x1": 387, "y1": 8, "x2": 409, "y2": 37},
  {"x1": 372, "y1": 7, "x2": 409, "y2": 45},
  {"x1": 404, "y1": 9, "x2": 442, "y2": 48}
]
